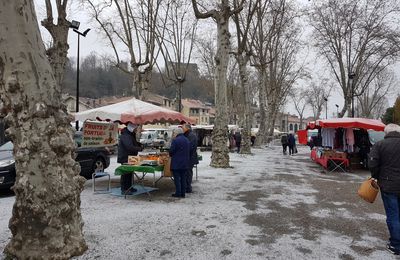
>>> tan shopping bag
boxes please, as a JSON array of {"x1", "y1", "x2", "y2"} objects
[{"x1": 358, "y1": 178, "x2": 379, "y2": 203}]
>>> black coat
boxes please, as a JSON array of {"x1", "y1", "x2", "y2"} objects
[
  {"x1": 369, "y1": 131, "x2": 400, "y2": 194},
  {"x1": 117, "y1": 128, "x2": 142, "y2": 164},
  {"x1": 184, "y1": 130, "x2": 199, "y2": 167}
]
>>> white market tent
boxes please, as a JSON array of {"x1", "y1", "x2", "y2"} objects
[{"x1": 74, "y1": 98, "x2": 194, "y2": 125}]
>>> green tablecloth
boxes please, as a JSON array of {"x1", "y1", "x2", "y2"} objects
[{"x1": 115, "y1": 165, "x2": 164, "y2": 176}]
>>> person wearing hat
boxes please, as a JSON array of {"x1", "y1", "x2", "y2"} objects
[
  {"x1": 182, "y1": 124, "x2": 198, "y2": 193},
  {"x1": 169, "y1": 127, "x2": 190, "y2": 198},
  {"x1": 117, "y1": 122, "x2": 142, "y2": 195}
]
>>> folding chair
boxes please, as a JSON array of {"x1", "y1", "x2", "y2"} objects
[
  {"x1": 327, "y1": 159, "x2": 347, "y2": 173},
  {"x1": 92, "y1": 171, "x2": 111, "y2": 193}
]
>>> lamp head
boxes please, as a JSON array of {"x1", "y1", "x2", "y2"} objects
[
  {"x1": 82, "y1": 28, "x2": 91, "y2": 37},
  {"x1": 70, "y1": 20, "x2": 80, "y2": 30}
]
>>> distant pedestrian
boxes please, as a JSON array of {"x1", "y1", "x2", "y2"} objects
[
  {"x1": 234, "y1": 131, "x2": 242, "y2": 153},
  {"x1": 169, "y1": 128, "x2": 190, "y2": 198},
  {"x1": 182, "y1": 124, "x2": 198, "y2": 193},
  {"x1": 288, "y1": 133, "x2": 296, "y2": 155},
  {"x1": 281, "y1": 134, "x2": 289, "y2": 155},
  {"x1": 369, "y1": 124, "x2": 400, "y2": 255}
]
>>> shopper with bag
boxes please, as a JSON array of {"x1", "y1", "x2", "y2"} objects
[{"x1": 368, "y1": 123, "x2": 400, "y2": 255}]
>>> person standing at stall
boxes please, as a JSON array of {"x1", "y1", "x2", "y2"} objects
[
  {"x1": 117, "y1": 123, "x2": 142, "y2": 195},
  {"x1": 182, "y1": 124, "x2": 198, "y2": 193},
  {"x1": 234, "y1": 131, "x2": 242, "y2": 153},
  {"x1": 369, "y1": 124, "x2": 400, "y2": 255},
  {"x1": 169, "y1": 128, "x2": 190, "y2": 198}
]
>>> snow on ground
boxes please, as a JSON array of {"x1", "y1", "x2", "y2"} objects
[{"x1": 0, "y1": 146, "x2": 396, "y2": 259}]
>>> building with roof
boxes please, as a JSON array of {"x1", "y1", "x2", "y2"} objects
[{"x1": 181, "y1": 98, "x2": 211, "y2": 125}]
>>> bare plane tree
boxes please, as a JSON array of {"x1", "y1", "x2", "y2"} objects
[
  {"x1": 251, "y1": 0, "x2": 304, "y2": 145},
  {"x1": 85, "y1": 0, "x2": 164, "y2": 100},
  {"x1": 191, "y1": 0, "x2": 244, "y2": 168},
  {"x1": 156, "y1": 0, "x2": 197, "y2": 112},
  {"x1": 357, "y1": 68, "x2": 394, "y2": 118},
  {"x1": 306, "y1": 79, "x2": 333, "y2": 120},
  {"x1": 290, "y1": 87, "x2": 308, "y2": 129},
  {"x1": 309, "y1": 0, "x2": 400, "y2": 117},
  {"x1": 231, "y1": 0, "x2": 264, "y2": 154},
  {"x1": 0, "y1": 0, "x2": 87, "y2": 258},
  {"x1": 195, "y1": 34, "x2": 217, "y2": 80},
  {"x1": 41, "y1": 0, "x2": 72, "y2": 88}
]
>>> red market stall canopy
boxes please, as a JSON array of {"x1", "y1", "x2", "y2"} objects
[
  {"x1": 74, "y1": 98, "x2": 194, "y2": 125},
  {"x1": 306, "y1": 118, "x2": 385, "y2": 132},
  {"x1": 297, "y1": 118, "x2": 385, "y2": 145}
]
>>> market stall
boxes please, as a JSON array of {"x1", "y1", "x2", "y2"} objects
[
  {"x1": 298, "y1": 118, "x2": 385, "y2": 172},
  {"x1": 74, "y1": 98, "x2": 196, "y2": 195}
]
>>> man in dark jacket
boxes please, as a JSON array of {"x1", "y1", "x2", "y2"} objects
[
  {"x1": 369, "y1": 123, "x2": 400, "y2": 255},
  {"x1": 183, "y1": 124, "x2": 198, "y2": 193},
  {"x1": 117, "y1": 123, "x2": 142, "y2": 194},
  {"x1": 281, "y1": 134, "x2": 289, "y2": 155},
  {"x1": 234, "y1": 131, "x2": 242, "y2": 153},
  {"x1": 288, "y1": 133, "x2": 296, "y2": 155},
  {"x1": 169, "y1": 128, "x2": 190, "y2": 198}
]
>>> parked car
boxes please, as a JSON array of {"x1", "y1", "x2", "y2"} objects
[
  {"x1": 140, "y1": 131, "x2": 166, "y2": 148},
  {"x1": 0, "y1": 139, "x2": 111, "y2": 190}
]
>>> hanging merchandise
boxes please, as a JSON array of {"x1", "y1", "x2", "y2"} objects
[
  {"x1": 346, "y1": 128, "x2": 355, "y2": 153},
  {"x1": 321, "y1": 128, "x2": 335, "y2": 148}
]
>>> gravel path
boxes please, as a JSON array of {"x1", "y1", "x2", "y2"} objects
[{"x1": 0, "y1": 146, "x2": 395, "y2": 259}]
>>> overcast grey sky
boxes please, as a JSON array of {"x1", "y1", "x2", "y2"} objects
[{"x1": 33, "y1": 0, "x2": 400, "y2": 118}]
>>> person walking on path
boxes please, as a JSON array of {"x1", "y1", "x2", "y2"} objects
[
  {"x1": 182, "y1": 124, "x2": 198, "y2": 193},
  {"x1": 281, "y1": 134, "x2": 289, "y2": 155},
  {"x1": 117, "y1": 123, "x2": 143, "y2": 195},
  {"x1": 288, "y1": 133, "x2": 296, "y2": 155},
  {"x1": 169, "y1": 128, "x2": 190, "y2": 198},
  {"x1": 369, "y1": 123, "x2": 400, "y2": 255},
  {"x1": 234, "y1": 131, "x2": 242, "y2": 153}
]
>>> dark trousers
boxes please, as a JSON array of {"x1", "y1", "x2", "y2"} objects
[
  {"x1": 289, "y1": 145, "x2": 294, "y2": 155},
  {"x1": 236, "y1": 142, "x2": 241, "y2": 153},
  {"x1": 186, "y1": 168, "x2": 193, "y2": 192},
  {"x1": 121, "y1": 173, "x2": 133, "y2": 192},
  {"x1": 381, "y1": 191, "x2": 400, "y2": 250},
  {"x1": 282, "y1": 144, "x2": 288, "y2": 154},
  {"x1": 172, "y1": 169, "x2": 187, "y2": 197}
]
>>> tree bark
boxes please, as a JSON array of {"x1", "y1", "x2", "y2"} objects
[
  {"x1": 237, "y1": 55, "x2": 251, "y2": 154},
  {"x1": 254, "y1": 68, "x2": 267, "y2": 146},
  {"x1": 210, "y1": 8, "x2": 230, "y2": 167},
  {"x1": 41, "y1": 0, "x2": 71, "y2": 88},
  {"x1": 0, "y1": 1, "x2": 87, "y2": 258}
]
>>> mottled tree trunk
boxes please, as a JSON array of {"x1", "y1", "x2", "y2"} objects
[
  {"x1": 131, "y1": 66, "x2": 151, "y2": 101},
  {"x1": 210, "y1": 10, "x2": 230, "y2": 168},
  {"x1": 41, "y1": 0, "x2": 70, "y2": 88},
  {"x1": 254, "y1": 68, "x2": 267, "y2": 146},
  {"x1": 237, "y1": 55, "x2": 251, "y2": 154},
  {"x1": 0, "y1": 1, "x2": 87, "y2": 259}
]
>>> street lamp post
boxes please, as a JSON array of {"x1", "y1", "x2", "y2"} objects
[
  {"x1": 324, "y1": 97, "x2": 328, "y2": 119},
  {"x1": 70, "y1": 20, "x2": 90, "y2": 131},
  {"x1": 348, "y1": 72, "x2": 356, "y2": 118}
]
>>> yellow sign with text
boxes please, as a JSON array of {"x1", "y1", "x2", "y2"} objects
[{"x1": 82, "y1": 121, "x2": 118, "y2": 147}]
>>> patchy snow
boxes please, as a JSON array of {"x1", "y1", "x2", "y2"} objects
[{"x1": 0, "y1": 146, "x2": 396, "y2": 259}]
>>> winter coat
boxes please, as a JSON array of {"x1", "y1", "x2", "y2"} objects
[
  {"x1": 117, "y1": 128, "x2": 142, "y2": 164},
  {"x1": 281, "y1": 135, "x2": 288, "y2": 145},
  {"x1": 184, "y1": 130, "x2": 199, "y2": 167},
  {"x1": 169, "y1": 133, "x2": 190, "y2": 170},
  {"x1": 288, "y1": 134, "x2": 296, "y2": 146},
  {"x1": 234, "y1": 132, "x2": 242, "y2": 144},
  {"x1": 369, "y1": 131, "x2": 400, "y2": 194}
]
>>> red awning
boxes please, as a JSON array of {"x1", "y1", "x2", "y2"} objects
[{"x1": 307, "y1": 118, "x2": 385, "y2": 131}]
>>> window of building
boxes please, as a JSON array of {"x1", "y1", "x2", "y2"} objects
[
  {"x1": 289, "y1": 123, "x2": 293, "y2": 131},
  {"x1": 294, "y1": 124, "x2": 298, "y2": 132}
]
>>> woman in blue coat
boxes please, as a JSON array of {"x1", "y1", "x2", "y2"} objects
[{"x1": 169, "y1": 128, "x2": 190, "y2": 198}]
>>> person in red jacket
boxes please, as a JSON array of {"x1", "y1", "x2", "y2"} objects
[{"x1": 369, "y1": 123, "x2": 400, "y2": 255}]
